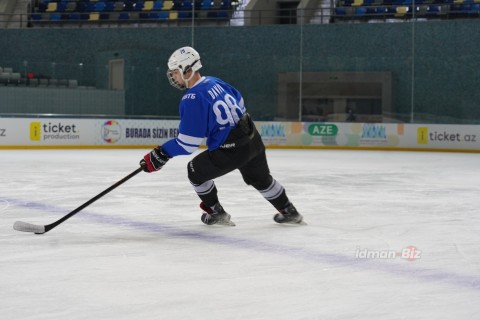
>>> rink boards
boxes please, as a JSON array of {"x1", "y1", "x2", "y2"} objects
[{"x1": 0, "y1": 117, "x2": 479, "y2": 152}]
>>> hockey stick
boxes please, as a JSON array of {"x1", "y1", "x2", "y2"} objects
[{"x1": 13, "y1": 166, "x2": 144, "y2": 235}]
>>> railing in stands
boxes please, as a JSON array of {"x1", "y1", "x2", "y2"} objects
[{"x1": 0, "y1": 4, "x2": 479, "y2": 28}]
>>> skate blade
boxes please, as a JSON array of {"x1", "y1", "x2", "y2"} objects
[
  {"x1": 216, "y1": 220, "x2": 236, "y2": 227},
  {"x1": 280, "y1": 220, "x2": 307, "y2": 226},
  {"x1": 202, "y1": 212, "x2": 236, "y2": 226},
  {"x1": 274, "y1": 213, "x2": 306, "y2": 225}
]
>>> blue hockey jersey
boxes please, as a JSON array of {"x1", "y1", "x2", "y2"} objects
[{"x1": 162, "y1": 76, "x2": 246, "y2": 157}]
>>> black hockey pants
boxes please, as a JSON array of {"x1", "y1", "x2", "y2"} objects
[{"x1": 187, "y1": 113, "x2": 289, "y2": 210}]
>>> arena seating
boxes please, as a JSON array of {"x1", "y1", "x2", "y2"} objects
[
  {"x1": 0, "y1": 66, "x2": 80, "y2": 88},
  {"x1": 30, "y1": 0, "x2": 237, "y2": 25},
  {"x1": 333, "y1": 0, "x2": 480, "y2": 21}
]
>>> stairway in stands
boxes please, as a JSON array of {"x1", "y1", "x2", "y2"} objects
[
  {"x1": 310, "y1": 0, "x2": 332, "y2": 24},
  {"x1": 7, "y1": 0, "x2": 30, "y2": 28}
]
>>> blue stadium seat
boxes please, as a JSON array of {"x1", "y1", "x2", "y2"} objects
[
  {"x1": 426, "y1": 4, "x2": 441, "y2": 14},
  {"x1": 85, "y1": 2, "x2": 96, "y2": 12},
  {"x1": 375, "y1": 6, "x2": 387, "y2": 15},
  {"x1": 148, "y1": 11, "x2": 168, "y2": 21},
  {"x1": 153, "y1": 1, "x2": 164, "y2": 10},
  {"x1": 468, "y1": 3, "x2": 480, "y2": 13},
  {"x1": 222, "y1": 0, "x2": 232, "y2": 8},
  {"x1": 50, "y1": 13, "x2": 62, "y2": 21},
  {"x1": 31, "y1": 13, "x2": 43, "y2": 20},
  {"x1": 355, "y1": 6, "x2": 367, "y2": 15},
  {"x1": 56, "y1": 2, "x2": 67, "y2": 12},
  {"x1": 182, "y1": 0, "x2": 193, "y2": 10},
  {"x1": 31, "y1": 0, "x2": 239, "y2": 23},
  {"x1": 201, "y1": 0, "x2": 212, "y2": 9},
  {"x1": 158, "y1": 11, "x2": 169, "y2": 19},
  {"x1": 105, "y1": 2, "x2": 115, "y2": 11},
  {"x1": 134, "y1": 1, "x2": 145, "y2": 10},
  {"x1": 450, "y1": 3, "x2": 466, "y2": 11},
  {"x1": 334, "y1": 7, "x2": 347, "y2": 15},
  {"x1": 95, "y1": 2, "x2": 107, "y2": 11},
  {"x1": 68, "y1": 12, "x2": 82, "y2": 20},
  {"x1": 119, "y1": 12, "x2": 130, "y2": 20},
  {"x1": 179, "y1": 11, "x2": 192, "y2": 18}
]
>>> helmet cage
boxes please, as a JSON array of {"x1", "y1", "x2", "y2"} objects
[{"x1": 166, "y1": 60, "x2": 200, "y2": 90}]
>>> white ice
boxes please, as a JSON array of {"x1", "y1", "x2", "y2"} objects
[{"x1": 1, "y1": 149, "x2": 479, "y2": 320}]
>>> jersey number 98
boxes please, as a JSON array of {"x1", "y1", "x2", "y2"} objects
[{"x1": 213, "y1": 93, "x2": 243, "y2": 127}]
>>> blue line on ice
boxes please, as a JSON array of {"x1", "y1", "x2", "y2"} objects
[{"x1": 5, "y1": 196, "x2": 480, "y2": 292}]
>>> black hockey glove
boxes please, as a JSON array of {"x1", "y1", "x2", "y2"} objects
[{"x1": 140, "y1": 146, "x2": 171, "y2": 173}]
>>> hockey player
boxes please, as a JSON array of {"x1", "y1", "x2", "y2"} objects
[{"x1": 140, "y1": 46, "x2": 303, "y2": 226}]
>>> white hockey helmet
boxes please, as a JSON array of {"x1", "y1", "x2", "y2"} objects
[{"x1": 167, "y1": 46, "x2": 202, "y2": 90}]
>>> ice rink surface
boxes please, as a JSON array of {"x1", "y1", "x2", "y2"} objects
[{"x1": 1, "y1": 149, "x2": 479, "y2": 320}]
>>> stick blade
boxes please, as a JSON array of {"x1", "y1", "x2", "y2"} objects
[{"x1": 13, "y1": 221, "x2": 46, "y2": 234}]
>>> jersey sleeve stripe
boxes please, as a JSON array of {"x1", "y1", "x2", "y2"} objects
[
  {"x1": 177, "y1": 140, "x2": 198, "y2": 154},
  {"x1": 178, "y1": 133, "x2": 203, "y2": 145}
]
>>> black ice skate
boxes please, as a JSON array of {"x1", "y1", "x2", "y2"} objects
[
  {"x1": 274, "y1": 203, "x2": 305, "y2": 225},
  {"x1": 200, "y1": 202, "x2": 236, "y2": 226}
]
